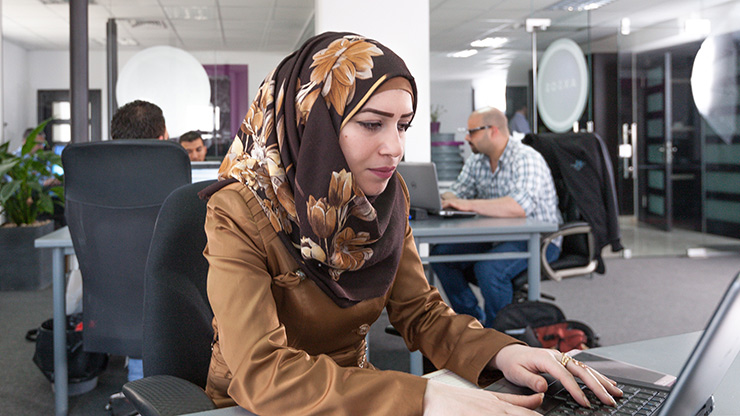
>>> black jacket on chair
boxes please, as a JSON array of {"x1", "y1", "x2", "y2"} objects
[{"x1": 523, "y1": 132, "x2": 623, "y2": 273}]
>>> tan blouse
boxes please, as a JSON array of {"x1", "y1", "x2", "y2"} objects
[{"x1": 203, "y1": 181, "x2": 521, "y2": 415}]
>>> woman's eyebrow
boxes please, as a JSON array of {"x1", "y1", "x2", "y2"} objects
[{"x1": 359, "y1": 108, "x2": 415, "y2": 118}]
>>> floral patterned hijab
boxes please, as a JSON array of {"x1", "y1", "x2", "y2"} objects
[{"x1": 213, "y1": 32, "x2": 417, "y2": 307}]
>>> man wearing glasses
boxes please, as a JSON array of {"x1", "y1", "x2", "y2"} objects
[{"x1": 432, "y1": 106, "x2": 562, "y2": 328}]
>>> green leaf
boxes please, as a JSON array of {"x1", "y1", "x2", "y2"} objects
[
  {"x1": 0, "y1": 181, "x2": 21, "y2": 203},
  {"x1": 38, "y1": 194, "x2": 54, "y2": 214},
  {"x1": 20, "y1": 119, "x2": 52, "y2": 156},
  {"x1": 0, "y1": 159, "x2": 19, "y2": 177}
]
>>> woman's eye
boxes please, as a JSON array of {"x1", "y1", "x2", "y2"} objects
[
  {"x1": 358, "y1": 121, "x2": 382, "y2": 131},
  {"x1": 398, "y1": 122, "x2": 412, "y2": 132}
]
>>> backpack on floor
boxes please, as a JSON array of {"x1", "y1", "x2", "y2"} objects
[
  {"x1": 491, "y1": 301, "x2": 600, "y2": 351},
  {"x1": 28, "y1": 313, "x2": 108, "y2": 384}
]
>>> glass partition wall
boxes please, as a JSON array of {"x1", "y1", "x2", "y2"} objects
[{"x1": 617, "y1": 6, "x2": 740, "y2": 238}]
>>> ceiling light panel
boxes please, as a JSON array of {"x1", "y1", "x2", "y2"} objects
[
  {"x1": 447, "y1": 49, "x2": 478, "y2": 58},
  {"x1": 164, "y1": 6, "x2": 216, "y2": 20},
  {"x1": 471, "y1": 37, "x2": 508, "y2": 48},
  {"x1": 546, "y1": 0, "x2": 617, "y2": 12}
]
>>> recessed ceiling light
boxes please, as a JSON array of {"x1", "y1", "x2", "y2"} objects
[
  {"x1": 546, "y1": 0, "x2": 616, "y2": 12},
  {"x1": 447, "y1": 49, "x2": 478, "y2": 58},
  {"x1": 470, "y1": 37, "x2": 507, "y2": 48},
  {"x1": 164, "y1": 6, "x2": 216, "y2": 21},
  {"x1": 126, "y1": 19, "x2": 167, "y2": 29},
  {"x1": 117, "y1": 37, "x2": 139, "y2": 46}
]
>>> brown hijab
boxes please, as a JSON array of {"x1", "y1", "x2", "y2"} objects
[{"x1": 212, "y1": 32, "x2": 417, "y2": 307}]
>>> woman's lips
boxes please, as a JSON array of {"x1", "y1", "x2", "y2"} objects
[{"x1": 369, "y1": 166, "x2": 396, "y2": 179}]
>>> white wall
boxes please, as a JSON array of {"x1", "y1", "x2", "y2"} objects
[
  {"x1": 430, "y1": 80, "x2": 472, "y2": 144},
  {"x1": 2, "y1": 40, "x2": 31, "y2": 150},
  {"x1": 315, "y1": 0, "x2": 430, "y2": 162}
]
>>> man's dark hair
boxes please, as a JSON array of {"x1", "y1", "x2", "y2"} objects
[
  {"x1": 179, "y1": 130, "x2": 203, "y2": 144},
  {"x1": 110, "y1": 100, "x2": 166, "y2": 139}
]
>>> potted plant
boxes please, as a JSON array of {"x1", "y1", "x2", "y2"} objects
[
  {"x1": 0, "y1": 119, "x2": 64, "y2": 290},
  {"x1": 430, "y1": 104, "x2": 446, "y2": 134}
]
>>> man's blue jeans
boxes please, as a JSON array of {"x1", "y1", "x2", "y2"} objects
[{"x1": 430, "y1": 241, "x2": 560, "y2": 328}]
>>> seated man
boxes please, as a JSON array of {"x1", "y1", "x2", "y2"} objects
[
  {"x1": 179, "y1": 130, "x2": 207, "y2": 162},
  {"x1": 431, "y1": 106, "x2": 562, "y2": 328},
  {"x1": 111, "y1": 100, "x2": 168, "y2": 141}
]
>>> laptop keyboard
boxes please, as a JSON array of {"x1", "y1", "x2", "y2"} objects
[{"x1": 545, "y1": 383, "x2": 667, "y2": 415}]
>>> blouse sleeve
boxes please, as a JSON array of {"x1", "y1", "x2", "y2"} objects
[
  {"x1": 204, "y1": 187, "x2": 428, "y2": 416},
  {"x1": 385, "y1": 221, "x2": 523, "y2": 386}
]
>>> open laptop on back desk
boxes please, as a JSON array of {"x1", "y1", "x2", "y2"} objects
[
  {"x1": 396, "y1": 161, "x2": 476, "y2": 218},
  {"x1": 485, "y1": 271, "x2": 740, "y2": 416}
]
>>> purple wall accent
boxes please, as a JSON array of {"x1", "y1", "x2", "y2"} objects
[{"x1": 203, "y1": 64, "x2": 249, "y2": 141}]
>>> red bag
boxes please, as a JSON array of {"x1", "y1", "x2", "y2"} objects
[
  {"x1": 492, "y1": 301, "x2": 599, "y2": 352},
  {"x1": 533, "y1": 322, "x2": 589, "y2": 351}
]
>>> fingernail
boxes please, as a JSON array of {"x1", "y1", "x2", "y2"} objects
[
  {"x1": 581, "y1": 393, "x2": 591, "y2": 408},
  {"x1": 610, "y1": 396, "x2": 618, "y2": 407}
]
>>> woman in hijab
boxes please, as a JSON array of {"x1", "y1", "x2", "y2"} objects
[{"x1": 202, "y1": 32, "x2": 621, "y2": 415}]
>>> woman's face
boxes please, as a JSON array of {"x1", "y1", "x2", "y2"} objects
[{"x1": 339, "y1": 89, "x2": 414, "y2": 196}]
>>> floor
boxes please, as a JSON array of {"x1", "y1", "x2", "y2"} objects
[{"x1": 604, "y1": 216, "x2": 740, "y2": 259}]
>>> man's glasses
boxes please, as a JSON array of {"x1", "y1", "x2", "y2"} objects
[{"x1": 465, "y1": 125, "x2": 492, "y2": 136}]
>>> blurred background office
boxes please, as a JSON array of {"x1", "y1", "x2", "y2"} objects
[
  {"x1": 1, "y1": 0, "x2": 738, "y2": 242},
  {"x1": 1, "y1": 0, "x2": 740, "y2": 414}
]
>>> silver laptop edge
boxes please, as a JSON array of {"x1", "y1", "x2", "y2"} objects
[
  {"x1": 657, "y1": 271, "x2": 740, "y2": 416},
  {"x1": 396, "y1": 161, "x2": 475, "y2": 217},
  {"x1": 485, "y1": 272, "x2": 740, "y2": 416}
]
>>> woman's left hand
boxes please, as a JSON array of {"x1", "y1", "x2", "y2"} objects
[{"x1": 490, "y1": 344, "x2": 624, "y2": 408}]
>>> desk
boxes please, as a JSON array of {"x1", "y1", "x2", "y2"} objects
[
  {"x1": 185, "y1": 332, "x2": 740, "y2": 416},
  {"x1": 407, "y1": 216, "x2": 558, "y2": 374},
  {"x1": 34, "y1": 226, "x2": 74, "y2": 416},
  {"x1": 409, "y1": 216, "x2": 558, "y2": 300}
]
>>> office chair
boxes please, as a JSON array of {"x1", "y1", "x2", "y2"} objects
[
  {"x1": 62, "y1": 140, "x2": 191, "y2": 359},
  {"x1": 122, "y1": 180, "x2": 218, "y2": 416},
  {"x1": 510, "y1": 132, "x2": 624, "y2": 300}
]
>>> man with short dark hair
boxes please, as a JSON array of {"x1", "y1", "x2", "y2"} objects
[
  {"x1": 110, "y1": 100, "x2": 168, "y2": 140},
  {"x1": 508, "y1": 105, "x2": 531, "y2": 134},
  {"x1": 179, "y1": 130, "x2": 207, "y2": 162}
]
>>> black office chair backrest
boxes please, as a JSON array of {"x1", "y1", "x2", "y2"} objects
[
  {"x1": 522, "y1": 132, "x2": 623, "y2": 273},
  {"x1": 142, "y1": 180, "x2": 216, "y2": 388},
  {"x1": 62, "y1": 140, "x2": 191, "y2": 357}
]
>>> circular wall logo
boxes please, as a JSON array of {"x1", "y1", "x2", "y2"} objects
[{"x1": 537, "y1": 39, "x2": 589, "y2": 133}]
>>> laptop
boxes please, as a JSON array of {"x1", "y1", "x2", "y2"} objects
[
  {"x1": 396, "y1": 161, "x2": 476, "y2": 218},
  {"x1": 485, "y1": 271, "x2": 740, "y2": 415}
]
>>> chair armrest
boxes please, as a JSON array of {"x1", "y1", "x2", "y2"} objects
[
  {"x1": 122, "y1": 375, "x2": 216, "y2": 416},
  {"x1": 541, "y1": 221, "x2": 597, "y2": 282}
]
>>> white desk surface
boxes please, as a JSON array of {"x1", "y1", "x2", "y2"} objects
[
  {"x1": 410, "y1": 216, "x2": 558, "y2": 237},
  {"x1": 33, "y1": 225, "x2": 72, "y2": 249},
  {"x1": 186, "y1": 331, "x2": 740, "y2": 415}
]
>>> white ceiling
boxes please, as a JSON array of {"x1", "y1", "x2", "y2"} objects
[{"x1": 2, "y1": 0, "x2": 736, "y2": 82}]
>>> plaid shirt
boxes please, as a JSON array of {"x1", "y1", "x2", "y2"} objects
[{"x1": 451, "y1": 138, "x2": 562, "y2": 235}]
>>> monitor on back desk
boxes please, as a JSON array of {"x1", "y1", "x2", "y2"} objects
[{"x1": 191, "y1": 161, "x2": 220, "y2": 183}]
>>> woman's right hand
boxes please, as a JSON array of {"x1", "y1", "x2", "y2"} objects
[{"x1": 423, "y1": 379, "x2": 544, "y2": 415}]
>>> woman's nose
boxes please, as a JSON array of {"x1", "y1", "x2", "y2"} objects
[{"x1": 380, "y1": 128, "x2": 404, "y2": 158}]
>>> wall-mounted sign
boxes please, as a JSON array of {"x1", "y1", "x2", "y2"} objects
[{"x1": 537, "y1": 38, "x2": 589, "y2": 133}]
